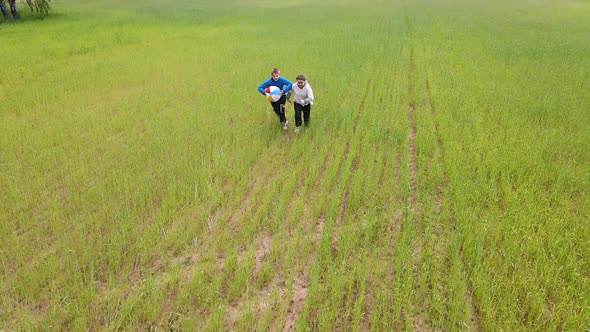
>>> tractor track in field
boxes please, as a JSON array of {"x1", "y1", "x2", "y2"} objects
[
  {"x1": 281, "y1": 150, "x2": 339, "y2": 331},
  {"x1": 354, "y1": 45, "x2": 403, "y2": 329},
  {"x1": 278, "y1": 147, "x2": 336, "y2": 331},
  {"x1": 333, "y1": 143, "x2": 363, "y2": 234},
  {"x1": 131, "y1": 126, "x2": 301, "y2": 330},
  {"x1": 227, "y1": 146, "x2": 335, "y2": 329},
  {"x1": 96, "y1": 135, "x2": 290, "y2": 329},
  {"x1": 359, "y1": 42, "x2": 406, "y2": 332},
  {"x1": 360, "y1": 88, "x2": 398, "y2": 332},
  {"x1": 223, "y1": 139, "x2": 320, "y2": 327},
  {"x1": 225, "y1": 232, "x2": 274, "y2": 327},
  {"x1": 329, "y1": 79, "x2": 373, "y2": 330},
  {"x1": 424, "y1": 74, "x2": 483, "y2": 331},
  {"x1": 391, "y1": 151, "x2": 403, "y2": 247},
  {"x1": 184, "y1": 140, "x2": 283, "y2": 266},
  {"x1": 94, "y1": 138, "x2": 279, "y2": 303},
  {"x1": 225, "y1": 142, "x2": 294, "y2": 233},
  {"x1": 163, "y1": 138, "x2": 277, "y2": 271},
  {"x1": 332, "y1": 144, "x2": 364, "y2": 331},
  {"x1": 334, "y1": 78, "x2": 372, "y2": 233},
  {"x1": 282, "y1": 216, "x2": 325, "y2": 332},
  {"x1": 207, "y1": 138, "x2": 276, "y2": 231},
  {"x1": 383, "y1": 151, "x2": 405, "y2": 331},
  {"x1": 407, "y1": 47, "x2": 436, "y2": 332},
  {"x1": 408, "y1": 48, "x2": 418, "y2": 214},
  {"x1": 283, "y1": 78, "x2": 373, "y2": 331}
]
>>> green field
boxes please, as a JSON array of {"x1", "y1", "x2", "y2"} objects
[{"x1": 1, "y1": 0, "x2": 589, "y2": 330}]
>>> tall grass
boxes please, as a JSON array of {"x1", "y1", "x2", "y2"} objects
[{"x1": 1, "y1": 0, "x2": 588, "y2": 329}]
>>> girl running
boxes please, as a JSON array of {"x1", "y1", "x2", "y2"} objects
[{"x1": 289, "y1": 74, "x2": 314, "y2": 133}]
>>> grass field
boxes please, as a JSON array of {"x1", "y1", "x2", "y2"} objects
[{"x1": 1, "y1": 0, "x2": 589, "y2": 330}]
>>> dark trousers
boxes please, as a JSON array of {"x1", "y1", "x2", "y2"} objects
[
  {"x1": 10, "y1": 0, "x2": 19, "y2": 19},
  {"x1": 294, "y1": 102, "x2": 311, "y2": 127},
  {"x1": 0, "y1": 1, "x2": 9, "y2": 19},
  {"x1": 271, "y1": 95, "x2": 287, "y2": 123},
  {"x1": 0, "y1": 0, "x2": 19, "y2": 19}
]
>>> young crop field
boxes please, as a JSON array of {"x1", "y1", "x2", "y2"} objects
[{"x1": 1, "y1": 0, "x2": 589, "y2": 330}]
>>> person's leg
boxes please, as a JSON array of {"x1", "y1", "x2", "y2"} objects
[
  {"x1": 9, "y1": 0, "x2": 19, "y2": 19},
  {"x1": 0, "y1": 0, "x2": 10, "y2": 20},
  {"x1": 278, "y1": 95, "x2": 287, "y2": 124},
  {"x1": 294, "y1": 103, "x2": 303, "y2": 128},
  {"x1": 271, "y1": 101, "x2": 282, "y2": 123},
  {"x1": 303, "y1": 105, "x2": 311, "y2": 127}
]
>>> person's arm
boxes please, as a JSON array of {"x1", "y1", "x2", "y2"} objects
[
  {"x1": 286, "y1": 91, "x2": 293, "y2": 103},
  {"x1": 280, "y1": 78, "x2": 293, "y2": 95},
  {"x1": 305, "y1": 85, "x2": 314, "y2": 105},
  {"x1": 258, "y1": 79, "x2": 270, "y2": 95}
]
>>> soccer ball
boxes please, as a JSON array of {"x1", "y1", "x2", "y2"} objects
[{"x1": 265, "y1": 86, "x2": 281, "y2": 102}]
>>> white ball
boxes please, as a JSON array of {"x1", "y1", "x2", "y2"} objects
[{"x1": 265, "y1": 86, "x2": 281, "y2": 102}]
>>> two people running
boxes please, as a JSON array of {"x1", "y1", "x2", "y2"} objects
[{"x1": 258, "y1": 68, "x2": 314, "y2": 133}]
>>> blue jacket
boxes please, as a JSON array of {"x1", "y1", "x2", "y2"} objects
[{"x1": 258, "y1": 77, "x2": 293, "y2": 96}]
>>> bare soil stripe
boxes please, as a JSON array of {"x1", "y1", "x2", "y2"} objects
[
  {"x1": 408, "y1": 48, "x2": 418, "y2": 213},
  {"x1": 282, "y1": 216, "x2": 326, "y2": 332},
  {"x1": 230, "y1": 143, "x2": 337, "y2": 328},
  {"x1": 132, "y1": 143, "x2": 268, "y2": 284},
  {"x1": 175, "y1": 143, "x2": 287, "y2": 275},
  {"x1": 286, "y1": 144, "x2": 334, "y2": 221},
  {"x1": 390, "y1": 151, "x2": 403, "y2": 253},
  {"x1": 354, "y1": 79, "x2": 372, "y2": 133},
  {"x1": 229, "y1": 143, "x2": 336, "y2": 327},
  {"x1": 224, "y1": 143, "x2": 324, "y2": 327},
  {"x1": 360, "y1": 68, "x2": 400, "y2": 330},
  {"x1": 282, "y1": 147, "x2": 351, "y2": 330},
  {"x1": 206, "y1": 138, "x2": 276, "y2": 230},
  {"x1": 407, "y1": 47, "x2": 436, "y2": 332},
  {"x1": 255, "y1": 235, "x2": 273, "y2": 275},
  {"x1": 225, "y1": 232, "x2": 274, "y2": 327},
  {"x1": 226, "y1": 145, "x2": 293, "y2": 231},
  {"x1": 335, "y1": 76, "x2": 373, "y2": 229},
  {"x1": 283, "y1": 76, "x2": 373, "y2": 330},
  {"x1": 160, "y1": 136, "x2": 304, "y2": 324},
  {"x1": 334, "y1": 144, "x2": 363, "y2": 231}
]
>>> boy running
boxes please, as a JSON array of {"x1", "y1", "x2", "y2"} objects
[{"x1": 258, "y1": 68, "x2": 293, "y2": 130}]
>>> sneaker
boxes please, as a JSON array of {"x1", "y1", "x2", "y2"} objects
[
  {"x1": 282, "y1": 120, "x2": 288, "y2": 130},
  {"x1": 294, "y1": 126, "x2": 301, "y2": 134}
]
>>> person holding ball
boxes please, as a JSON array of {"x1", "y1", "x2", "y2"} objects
[
  {"x1": 289, "y1": 74, "x2": 314, "y2": 133},
  {"x1": 258, "y1": 68, "x2": 293, "y2": 130}
]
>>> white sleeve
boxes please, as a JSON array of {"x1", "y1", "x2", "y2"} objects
[{"x1": 306, "y1": 85, "x2": 314, "y2": 105}]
